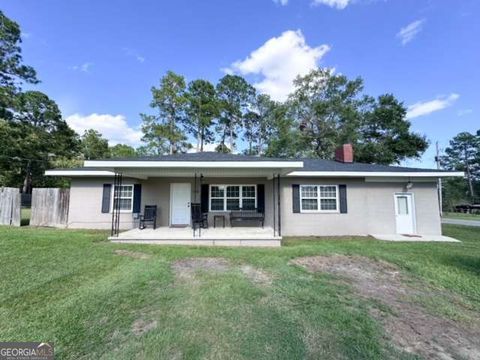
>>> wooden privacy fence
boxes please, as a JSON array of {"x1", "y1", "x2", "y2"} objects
[
  {"x1": 0, "y1": 187, "x2": 21, "y2": 226},
  {"x1": 30, "y1": 188, "x2": 70, "y2": 227}
]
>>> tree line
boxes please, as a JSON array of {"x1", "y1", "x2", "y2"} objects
[
  {"x1": 441, "y1": 130, "x2": 480, "y2": 209},
  {"x1": 0, "y1": 9, "x2": 477, "y2": 207},
  {"x1": 137, "y1": 69, "x2": 430, "y2": 165}
]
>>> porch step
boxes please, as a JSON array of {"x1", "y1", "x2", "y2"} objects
[{"x1": 109, "y1": 239, "x2": 281, "y2": 247}]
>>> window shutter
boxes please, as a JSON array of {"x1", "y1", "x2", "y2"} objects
[
  {"x1": 292, "y1": 184, "x2": 300, "y2": 213},
  {"x1": 257, "y1": 184, "x2": 265, "y2": 212},
  {"x1": 339, "y1": 184, "x2": 347, "y2": 214},
  {"x1": 101, "y1": 184, "x2": 112, "y2": 213},
  {"x1": 201, "y1": 184, "x2": 209, "y2": 213},
  {"x1": 133, "y1": 184, "x2": 142, "y2": 213}
]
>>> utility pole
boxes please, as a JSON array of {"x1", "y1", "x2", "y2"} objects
[{"x1": 435, "y1": 141, "x2": 443, "y2": 217}]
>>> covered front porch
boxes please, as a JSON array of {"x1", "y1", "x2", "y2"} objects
[
  {"x1": 109, "y1": 226, "x2": 282, "y2": 247},
  {"x1": 94, "y1": 157, "x2": 303, "y2": 245}
]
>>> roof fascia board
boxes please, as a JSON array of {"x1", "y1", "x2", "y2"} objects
[
  {"x1": 84, "y1": 160, "x2": 304, "y2": 169},
  {"x1": 286, "y1": 171, "x2": 464, "y2": 178},
  {"x1": 45, "y1": 170, "x2": 148, "y2": 179}
]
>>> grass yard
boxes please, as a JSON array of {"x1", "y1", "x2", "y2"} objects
[
  {"x1": 21, "y1": 207, "x2": 31, "y2": 226},
  {"x1": 0, "y1": 225, "x2": 479, "y2": 359},
  {"x1": 444, "y1": 211, "x2": 480, "y2": 221}
]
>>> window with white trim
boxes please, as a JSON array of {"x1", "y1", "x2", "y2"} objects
[
  {"x1": 111, "y1": 185, "x2": 134, "y2": 212},
  {"x1": 300, "y1": 185, "x2": 339, "y2": 213},
  {"x1": 209, "y1": 185, "x2": 256, "y2": 211}
]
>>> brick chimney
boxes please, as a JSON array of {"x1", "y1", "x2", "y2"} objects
[{"x1": 335, "y1": 144, "x2": 354, "y2": 163}]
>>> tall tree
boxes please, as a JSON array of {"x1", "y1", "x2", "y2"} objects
[
  {"x1": 81, "y1": 129, "x2": 109, "y2": 160},
  {"x1": 441, "y1": 130, "x2": 479, "y2": 201},
  {"x1": 2, "y1": 91, "x2": 78, "y2": 192},
  {"x1": 185, "y1": 79, "x2": 218, "y2": 152},
  {"x1": 264, "y1": 104, "x2": 303, "y2": 158},
  {"x1": 289, "y1": 69, "x2": 364, "y2": 158},
  {"x1": 355, "y1": 94, "x2": 428, "y2": 164},
  {"x1": 0, "y1": 10, "x2": 38, "y2": 119},
  {"x1": 288, "y1": 69, "x2": 428, "y2": 164},
  {"x1": 109, "y1": 144, "x2": 137, "y2": 158},
  {"x1": 216, "y1": 75, "x2": 255, "y2": 152},
  {"x1": 243, "y1": 110, "x2": 260, "y2": 155},
  {"x1": 245, "y1": 94, "x2": 277, "y2": 156},
  {"x1": 141, "y1": 71, "x2": 189, "y2": 154}
]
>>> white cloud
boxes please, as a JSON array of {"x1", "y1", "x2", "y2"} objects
[
  {"x1": 122, "y1": 48, "x2": 145, "y2": 63},
  {"x1": 187, "y1": 143, "x2": 229, "y2": 153},
  {"x1": 397, "y1": 19, "x2": 425, "y2": 45},
  {"x1": 273, "y1": 0, "x2": 289, "y2": 5},
  {"x1": 457, "y1": 108, "x2": 473, "y2": 116},
  {"x1": 225, "y1": 30, "x2": 330, "y2": 101},
  {"x1": 312, "y1": 0, "x2": 351, "y2": 9},
  {"x1": 66, "y1": 113, "x2": 142, "y2": 146},
  {"x1": 406, "y1": 93, "x2": 459, "y2": 119},
  {"x1": 70, "y1": 62, "x2": 93, "y2": 73}
]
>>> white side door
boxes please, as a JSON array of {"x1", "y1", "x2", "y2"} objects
[
  {"x1": 394, "y1": 193, "x2": 416, "y2": 234},
  {"x1": 170, "y1": 183, "x2": 191, "y2": 226}
]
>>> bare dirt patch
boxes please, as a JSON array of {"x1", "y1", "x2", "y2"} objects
[
  {"x1": 114, "y1": 249, "x2": 151, "y2": 260},
  {"x1": 240, "y1": 265, "x2": 273, "y2": 286},
  {"x1": 131, "y1": 319, "x2": 157, "y2": 336},
  {"x1": 291, "y1": 255, "x2": 480, "y2": 360},
  {"x1": 172, "y1": 257, "x2": 272, "y2": 287},
  {"x1": 172, "y1": 257, "x2": 230, "y2": 282}
]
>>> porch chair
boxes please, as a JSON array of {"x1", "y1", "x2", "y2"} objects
[
  {"x1": 139, "y1": 205, "x2": 157, "y2": 230},
  {"x1": 191, "y1": 203, "x2": 208, "y2": 230}
]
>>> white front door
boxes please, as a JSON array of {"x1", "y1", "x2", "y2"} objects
[
  {"x1": 394, "y1": 193, "x2": 416, "y2": 234},
  {"x1": 170, "y1": 183, "x2": 191, "y2": 226}
]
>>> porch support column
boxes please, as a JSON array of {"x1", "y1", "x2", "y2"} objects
[
  {"x1": 277, "y1": 174, "x2": 281, "y2": 237},
  {"x1": 272, "y1": 174, "x2": 277, "y2": 237},
  {"x1": 111, "y1": 171, "x2": 123, "y2": 237}
]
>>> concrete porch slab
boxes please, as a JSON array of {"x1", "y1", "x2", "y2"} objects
[
  {"x1": 371, "y1": 234, "x2": 460, "y2": 242},
  {"x1": 109, "y1": 226, "x2": 282, "y2": 247}
]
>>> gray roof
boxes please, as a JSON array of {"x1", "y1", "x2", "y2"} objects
[
  {"x1": 87, "y1": 152, "x2": 446, "y2": 173},
  {"x1": 301, "y1": 159, "x2": 444, "y2": 173},
  {"x1": 97, "y1": 152, "x2": 295, "y2": 162}
]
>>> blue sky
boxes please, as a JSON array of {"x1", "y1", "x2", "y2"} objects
[{"x1": 3, "y1": 0, "x2": 479, "y2": 167}]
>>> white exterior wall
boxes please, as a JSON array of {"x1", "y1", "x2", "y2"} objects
[
  {"x1": 280, "y1": 177, "x2": 441, "y2": 236},
  {"x1": 68, "y1": 177, "x2": 273, "y2": 229},
  {"x1": 67, "y1": 177, "x2": 139, "y2": 229},
  {"x1": 68, "y1": 176, "x2": 442, "y2": 236}
]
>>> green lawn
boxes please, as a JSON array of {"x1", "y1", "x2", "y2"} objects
[
  {"x1": 444, "y1": 211, "x2": 480, "y2": 221},
  {"x1": 21, "y1": 208, "x2": 31, "y2": 226},
  {"x1": 0, "y1": 225, "x2": 479, "y2": 359}
]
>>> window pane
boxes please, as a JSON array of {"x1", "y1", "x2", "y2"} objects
[
  {"x1": 302, "y1": 199, "x2": 318, "y2": 210},
  {"x1": 227, "y1": 186, "x2": 240, "y2": 198},
  {"x1": 211, "y1": 186, "x2": 224, "y2": 198},
  {"x1": 211, "y1": 198, "x2": 224, "y2": 211},
  {"x1": 320, "y1": 186, "x2": 336, "y2": 198},
  {"x1": 301, "y1": 186, "x2": 317, "y2": 198},
  {"x1": 114, "y1": 198, "x2": 132, "y2": 211},
  {"x1": 242, "y1": 198, "x2": 255, "y2": 210},
  {"x1": 397, "y1": 196, "x2": 408, "y2": 215},
  {"x1": 226, "y1": 198, "x2": 240, "y2": 210},
  {"x1": 242, "y1": 186, "x2": 255, "y2": 198},
  {"x1": 320, "y1": 199, "x2": 337, "y2": 211},
  {"x1": 115, "y1": 185, "x2": 131, "y2": 198}
]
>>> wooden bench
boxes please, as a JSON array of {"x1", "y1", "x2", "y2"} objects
[{"x1": 229, "y1": 209, "x2": 264, "y2": 228}]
